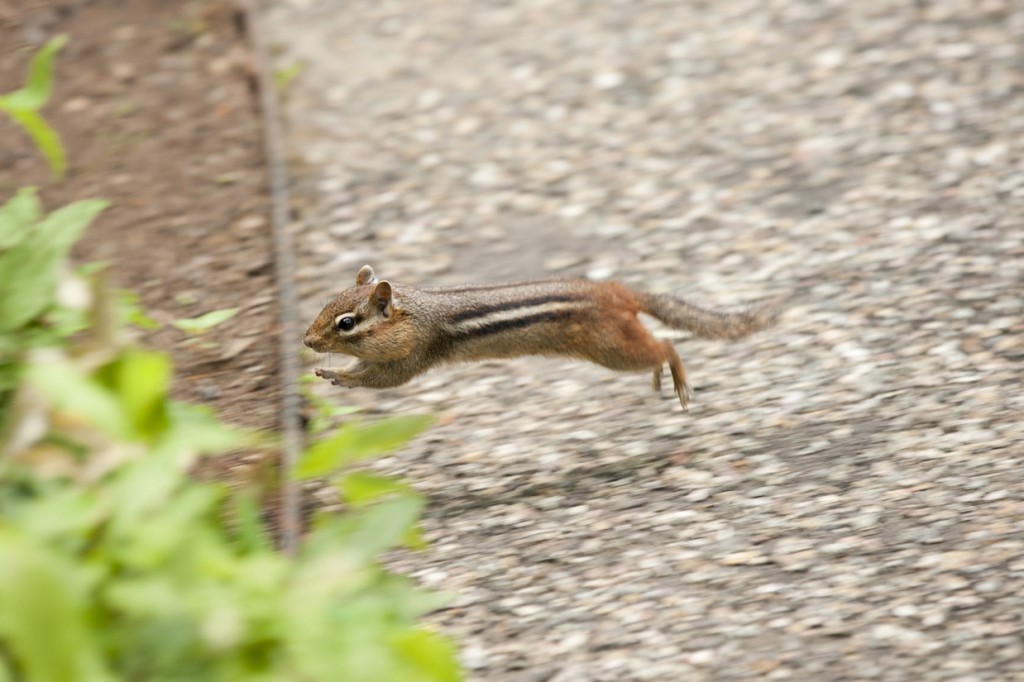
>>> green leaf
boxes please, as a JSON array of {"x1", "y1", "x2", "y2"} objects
[
  {"x1": 118, "y1": 289, "x2": 161, "y2": 330},
  {"x1": 34, "y1": 198, "x2": 108, "y2": 254},
  {"x1": 4, "y1": 108, "x2": 66, "y2": 179},
  {"x1": 232, "y1": 489, "x2": 274, "y2": 554},
  {"x1": 107, "y1": 349, "x2": 170, "y2": 439},
  {"x1": 0, "y1": 187, "x2": 41, "y2": 249},
  {"x1": 0, "y1": 243, "x2": 49, "y2": 331},
  {"x1": 110, "y1": 483, "x2": 222, "y2": 569},
  {"x1": 401, "y1": 522, "x2": 429, "y2": 552},
  {"x1": 26, "y1": 361, "x2": 133, "y2": 440},
  {"x1": 106, "y1": 452, "x2": 189, "y2": 538},
  {"x1": 0, "y1": 198, "x2": 107, "y2": 332},
  {"x1": 46, "y1": 303, "x2": 90, "y2": 339},
  {"x1": 295, "y1": 415, "x2": 434, "y2": 480},
  {"x1": 379, "y1": 579, "x2": 453, "y2": 621},
  {"x1": 0, "y1": 36, "x2": 69, "y2": 178},
  {"x1": 76, "y1": 261, "x2": 106, "y2": 277},
  {"x1": 171, "y1": 307, "x2": 239, "y2": 334},
  {"x1": 344, "y1": 495, "x2": 424, "y2": 558},
  {"x1": 10, "y1": 486, "x2": 104, "y2": 549},
  {"x1": 393, "y1": 630, "x2": 462, "y2": 682},
  {"x1": 162, "y1": 401, "x2": 250, "y2": 454},
  {"x1": 0, "y1": 529, "x2": 96, "y2": 682},
  {"x1": 337, "y1": 472, "x2": 414, "y2": 507},
  {"x1": 0, "y1": 35, "x2": 67, "y2": 111},
  {"x1": 306, "y1": 495, "x2": 424, "y2": 567},
  {"x1": 104, "y1": 577, "x2": 184, "y2": 619}
]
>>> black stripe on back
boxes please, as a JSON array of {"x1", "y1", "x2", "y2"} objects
[
  {"x1": 450, "y1": 309, "x2": 579, "y2": 338},
  {"x1": 449, "y1": 294, "x2": 581, "y2": 323}
]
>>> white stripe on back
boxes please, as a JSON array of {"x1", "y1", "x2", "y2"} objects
[{"x1": 450, "y1": 300, "x2": 592, "y2": 334}]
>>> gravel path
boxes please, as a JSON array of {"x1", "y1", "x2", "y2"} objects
[{"x1": 266, "y1": 1, "x2": 1023, "y2": 679}]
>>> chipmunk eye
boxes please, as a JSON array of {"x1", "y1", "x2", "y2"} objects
[{"x1": 334, "y1": 314, "x2": 357, "y2": 332}]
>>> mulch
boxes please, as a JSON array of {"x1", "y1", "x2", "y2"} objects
[{"x1": 1, "y1": 0, "x2": 282, "y2": 433}]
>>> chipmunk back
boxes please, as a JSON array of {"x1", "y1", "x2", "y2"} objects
[{"x1": 303, "y1": 265, "x2": 779, "y2": 410}]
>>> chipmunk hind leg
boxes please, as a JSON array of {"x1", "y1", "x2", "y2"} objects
[
  {"x1": 580, "y1": 312, "x2": 690, "y2": 409},
  {"x1": 661, "y1": 340, "x2": 691, "y2": 411}
]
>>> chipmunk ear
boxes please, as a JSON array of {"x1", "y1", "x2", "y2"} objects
[
  {"x1": 372, "y1": 281, "x2": 393, "y2": 318},
  {"x1": 355, "y1": 265, "x2": 377, "y2": 286}
]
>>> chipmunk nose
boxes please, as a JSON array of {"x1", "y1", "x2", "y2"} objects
[{"x1": 302, "y1": 332, "x2": 316, "y2": 349}]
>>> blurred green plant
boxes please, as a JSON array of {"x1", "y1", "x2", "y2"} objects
[
  {"x1": 0, "y1": 188, "x2": 108, "y2": 433},
  {"x1": 1, "y1": 341, "x2": 456, "y2": 681},
  {"x1": 0, "y1": 35, "x2": 68, "y2": 179},
  {"x1": 0, "y1": 190, "x2": 459, "y2": 680},
  {"x1": 0, "y1": 37, "x2": 461, "y2": 682}
]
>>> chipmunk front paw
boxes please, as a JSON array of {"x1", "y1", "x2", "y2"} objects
[{"x1": 314, "y1": 368, "x2": 354, "y2": 388}]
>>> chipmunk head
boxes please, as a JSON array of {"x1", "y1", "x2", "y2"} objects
[{"x1": 303, "y1": 265, "x2": 409, "y2": 359}]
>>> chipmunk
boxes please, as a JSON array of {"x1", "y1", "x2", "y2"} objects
[{"x1": 303, "y1": 265, "x2": 779, "y2": 410}]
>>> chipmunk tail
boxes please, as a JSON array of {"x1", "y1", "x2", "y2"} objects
[{"x1": 638, "y1": 292, "x2": 781, "y2": 341}]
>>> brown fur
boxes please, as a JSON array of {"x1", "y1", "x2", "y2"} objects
[{"x1": 303, "y1": 266, "x2": 779, "y2": 410}]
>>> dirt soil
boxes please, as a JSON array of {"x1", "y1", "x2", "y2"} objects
[{"x1": 0, "y1": 0, "x2": 280, "y2": 433}]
